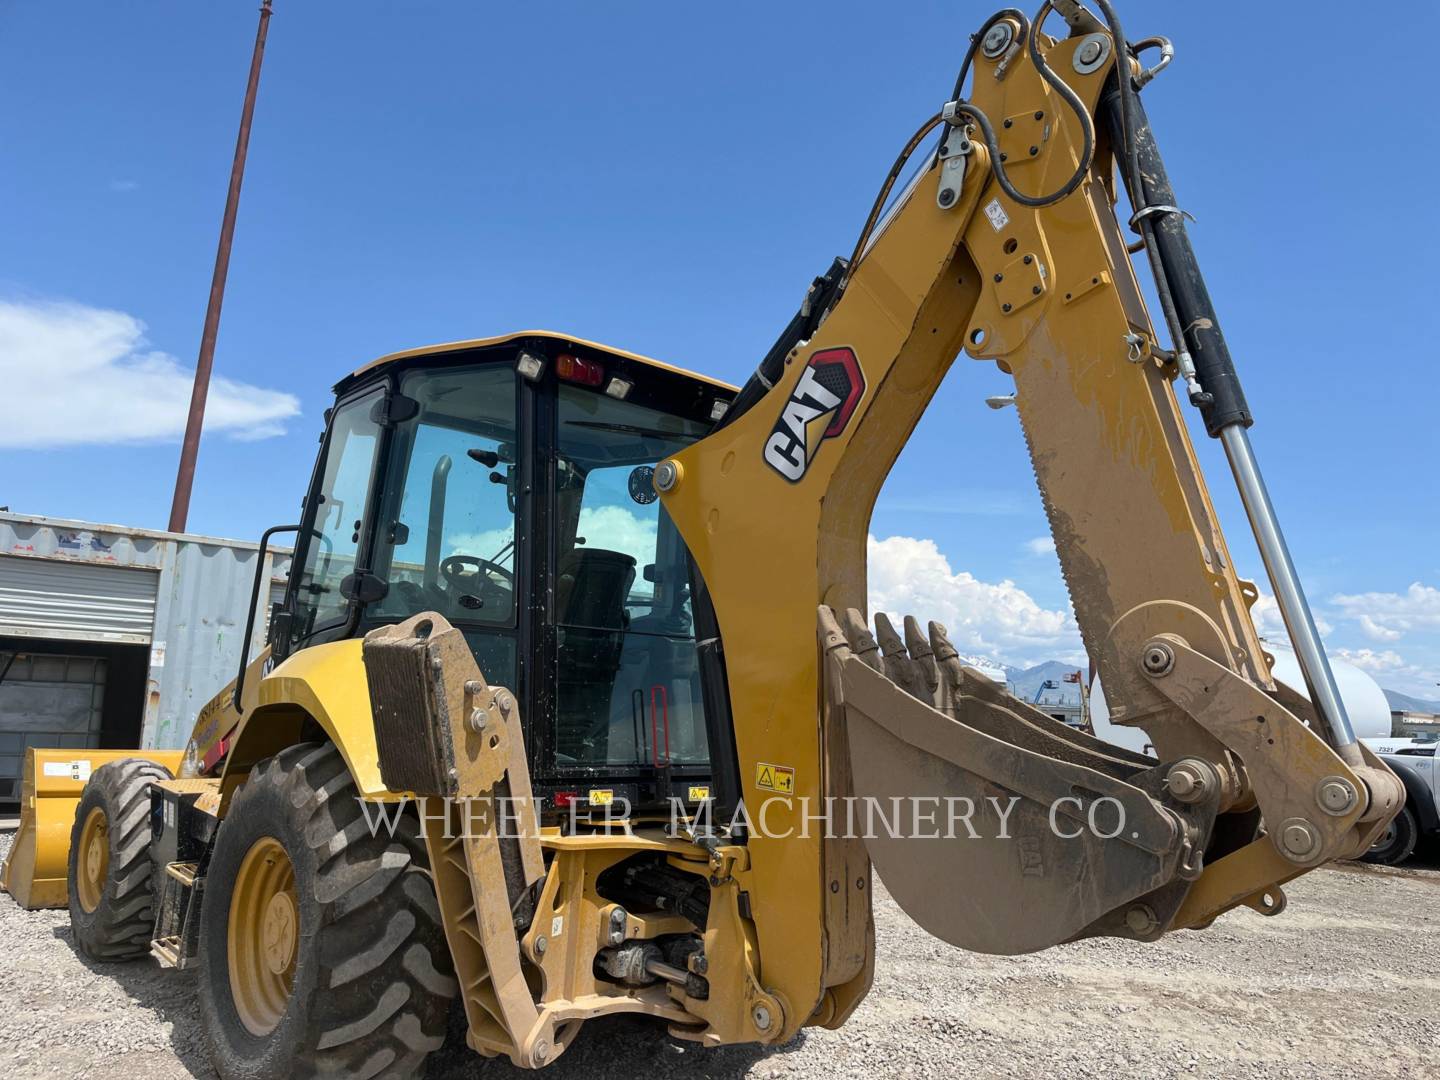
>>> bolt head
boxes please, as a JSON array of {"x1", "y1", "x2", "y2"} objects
[
  {"x1": 535, "y1": 935, "x2": 548, "y2": 955},
  {"x1": 1279, "y1": 818, "x2": 1321, "y2": 860},
  {"x1": 1165, "y1": 760, "x2": 1209, "y2": 803},
  {"x1": 938, "y1": 188, "x2": 956, "y2": 207},
  {"x1": 464, "y1": 679, "x2": 483, "y2": 695},
  {"x1": 1141, "y1": 642, "x2": 1175, "y2": 676},
  {"x1": 1079, "y1": 40, "x2": 1102, "y2": 64},
  {"x1": 1124, "y1": 904, "x2": 1158, "y2": 935},
  {"x1": 654, "y1": 459, "x2": 680, "y2": 492},
  {"x1": 1317, "y1": 777, "x2": 1357, "y2": 816},
  {"x1": 752, "y1": 1003, "x2": 773, "y2": 1031},
  {"x1": 469, "y1": 708, "x2": 489, "y2": 732}
]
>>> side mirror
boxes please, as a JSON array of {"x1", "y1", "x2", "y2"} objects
[
  {"x1": 266, "y1": 604, "x2": 294, "y2": 650},
  {"x1": 340, "y1": 571, "x2": 389, "y2": 604}
]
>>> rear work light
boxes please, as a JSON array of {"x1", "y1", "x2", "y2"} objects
[
  {"x1": 516, "y1": 350, "x2": 546, "y2": 381},
  {"x1": 556, "y1": 352, "x2": 604, "y2": 387}
]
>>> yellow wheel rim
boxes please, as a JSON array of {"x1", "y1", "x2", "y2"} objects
[
  {"x1": 228, "y1": 837, "x2": 299, "y2": 1036},
  {"x1": 76, "y1": 806, "x2": 109, "y2": 914}
]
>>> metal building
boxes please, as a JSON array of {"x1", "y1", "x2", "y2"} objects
[{"x1": 0, "y1": 512, "x2": 289, "y2": 807}]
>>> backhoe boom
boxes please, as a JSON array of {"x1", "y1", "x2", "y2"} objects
[{"x1": 658, "y1": 0, "x2": 1402, "y2": 1033}]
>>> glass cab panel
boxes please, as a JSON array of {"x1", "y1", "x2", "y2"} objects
[
  {"x1": 368, "y1": 363, "x2": 520, "y2": 686},
  {"x1": 552, "y1": 384, "x2": 711, "y2": 770},
  {"x1": 289, "y1": 387, "x2": 385, "y2": 645}
]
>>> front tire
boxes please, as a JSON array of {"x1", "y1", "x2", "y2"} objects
[
  {"x1": 68, "y1": 757, "x2": 172, "y2": 961},
  {"x1": 1363, "y1": 803, "x2": 1419, "y2": 866},
  {"x1": 197, "y1": 742, "x2": 456, "y2": 1080}
]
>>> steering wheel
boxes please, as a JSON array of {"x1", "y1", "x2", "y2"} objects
[{"x1": 440, "y1": 555, "x2": 515, "y2": 592}]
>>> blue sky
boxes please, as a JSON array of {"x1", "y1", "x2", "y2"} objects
[{"x1": 2, "y1": 2, "x2": 1437, "y2": 693}]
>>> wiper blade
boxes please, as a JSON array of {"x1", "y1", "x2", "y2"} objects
[{"x1": 564, "y1": 420, "x2": 688, "y2": 439}]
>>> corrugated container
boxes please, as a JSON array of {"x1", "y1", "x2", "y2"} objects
[{"x1": 0, "y1": 512, "x2": 290, "y2": 753}]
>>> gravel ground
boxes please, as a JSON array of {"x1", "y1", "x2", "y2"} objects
[{"x1": 2, "y1": 829, "x2": 1436, "y2": 1079}]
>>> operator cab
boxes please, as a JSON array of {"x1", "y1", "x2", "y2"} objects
[{"x1": 273, "y1": 333, "x2": 736, "y2": 816}]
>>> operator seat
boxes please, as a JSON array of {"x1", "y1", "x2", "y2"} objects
[
  {"x1": 554, "y1": 548, "x2": 637, "y2": 762},
  {"x1": 555, "y1": 547, "x2": 636, "y2": 633}
]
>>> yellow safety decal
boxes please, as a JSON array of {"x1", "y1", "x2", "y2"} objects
[
  {"x1": 754, "y1": 763, "x2": 795, "y2": 795},
  {"x1": 687, "y1": 785, "x2": 711, "y2": 802},
  {"x1": 587, "y1": 788, "x2": 614, "y2": 805}
]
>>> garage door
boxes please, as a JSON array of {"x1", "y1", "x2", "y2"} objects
[
  {"x1": 0, "y1": 652, "x2": 106, "y2": 804},
  {"x1": 0, "y1": 555, "x2": 158, "y2": 644}
]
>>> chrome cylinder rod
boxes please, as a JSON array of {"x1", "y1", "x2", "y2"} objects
[{"x1": 1220, "y1": 425, "x2": 1357, "y2": 752}]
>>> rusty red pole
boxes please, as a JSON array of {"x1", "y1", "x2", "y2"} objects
[{"x1": 168, "y1": 0, "x2": 274, "y2": 533}]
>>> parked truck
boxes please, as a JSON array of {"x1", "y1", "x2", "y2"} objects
[{"x1": 1363, "y1": 736, "x2": 1437, "y2": 865}]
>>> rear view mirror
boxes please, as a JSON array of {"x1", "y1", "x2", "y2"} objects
[{"x1": 340, "y1": 571, "x2": 389, "y2": 604}]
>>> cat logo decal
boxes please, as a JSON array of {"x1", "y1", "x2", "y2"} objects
[{"x1": 762, "y1": 347, "x2": 865, "y2": 482}]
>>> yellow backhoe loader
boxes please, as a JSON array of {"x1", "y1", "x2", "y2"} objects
[{"x1": 2, "y1": 2, "x2": 1404, "y2": 1076}]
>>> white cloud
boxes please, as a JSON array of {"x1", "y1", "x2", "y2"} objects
[
  {"x1": 1023, "y1": 536, "x2": 1055, "y2": 557},
  {"x1": 108, "y1": 179, "x2": 139, "y2": 193},
  {"x1": 576, "y1": 505, "x2": 656, "y2": 568},
  {"x1": 1330, "y1": 646, "x2": 1440, "y2": 698},
  {"x1": 1332, "y1": 647, "x2": 1409, "y2": 674},
  {"x1": 0, "y1": 298, "x2": 300, "y2": 447},
  {"x1": 1358, "y1": 614, "x2": 1402, "y2": 642},
  {"x1": 1330, "y1": 583, "x2": 1440, "y2": 642},
  {"x1": 867, "y1": 533, "x2": 1079, "y2": 667},
  {"x1": 1250, "y1": 590, "x2": 1332, "y2": 639}
]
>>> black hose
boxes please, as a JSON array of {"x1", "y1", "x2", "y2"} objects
[
  {"x1": 843, "y1": 112, "x2": 946, "y2": 277},
  {"x1": 951, "y1": 1, "x2": 1095, "y2": 209},
  {"x1": 951, "y1": 8, "x2": 1028, "y2": 99},
  {"x1": 848, "y1": 0, "x2": 1098, "y2": 284}
]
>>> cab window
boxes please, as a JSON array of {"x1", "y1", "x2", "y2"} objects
[
  {"x1": 369, "y1": 363, "x2": 519, "y2": 685},
  {"x1": 290, "y1": 388, "x2": 384, "y2": 644},
  {"x1": 552, "y1": 383, "x2": 710, "y2": 769}
]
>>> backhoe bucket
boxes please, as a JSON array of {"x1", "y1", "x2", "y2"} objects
[
  {"x1": 1, "y1": 747, "x2": 184, "y2": 910},
  {"x1": 819, "y1": 607, "x2": 1217, "y2": 955}
]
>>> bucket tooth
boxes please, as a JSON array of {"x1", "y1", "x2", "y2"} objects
[
  {"x1": 838, "y1": 607, "x2": 883, "y2": 672},
  {"x1": 874, "y1": 612, "x2": 931, "y2": 703},
  {"x1": 902, "y1": 616, "x2": 939, "y2": 696}
]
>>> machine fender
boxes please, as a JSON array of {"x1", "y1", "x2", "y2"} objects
[{"x1": 219, "y1": 638, "x2": 392, "y2": 809}]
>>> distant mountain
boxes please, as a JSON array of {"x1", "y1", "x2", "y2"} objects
[
  {"x1": 1383, "y1": 689, "x2": 1440, "y2": 714},
  {"x1": 1007, "y1": 660, "x2": 1085, "y2": 703},
  {"x1": 951, "y1": 663, "x2": 1440, "y2": 716}
]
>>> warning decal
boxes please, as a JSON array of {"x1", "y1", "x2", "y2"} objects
[
  {"x1": 42, "y1": 760, "x2": 93, "y2": 782},
  {"x1": 754, "y1": 762, "x2": 796, "y2": 795}
]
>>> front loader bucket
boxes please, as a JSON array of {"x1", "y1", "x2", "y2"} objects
[
  {"x1": 1, "y1": 747, "x2": 184, "y2": 910},
  {"x1": 819, "y1": 607, "x2": 1217, "y2": 955}
]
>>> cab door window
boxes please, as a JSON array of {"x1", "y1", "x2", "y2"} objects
[
  {"x1": 368, "y1": 363, "x2": 520, "y2": 685},
  {"x1": 552, "y1": 384, "x2": 710, "y2": 769},
  {"x1": 290, "y1": 388, "x2": 384, "y2": 643}
]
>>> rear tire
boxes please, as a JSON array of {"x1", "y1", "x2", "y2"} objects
[
  {"x1": 197, "y1": 742, "x2": 456, "y2": 1080},
  {"x1": 67, "y1": 758, "x2": 172, "y2": 961},
  {"x1": 1363, "y1": 803, "x2": 1419, "y2": 866}
]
